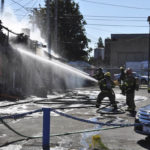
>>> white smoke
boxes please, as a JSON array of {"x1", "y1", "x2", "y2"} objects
[
  {"x1": 1, "y1": 7, "x2": 28, "y2": 34},
  {"x1": 0, "y1": 7, "x2": 46, "y2": 44}
]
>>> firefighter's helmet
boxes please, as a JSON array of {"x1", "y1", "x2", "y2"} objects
[
  {"x1": 97, "y1": 67, "x2": 103, "y2": 71},
  {"x1": 126, "y1": 68, "x2": 132, "y2": 75},
  {"x1": 104, "y1": 72, "x2": 111, "y2": 77},
  {"x1": 120, "y1": 66, "x2": 124, "y2": 70}
]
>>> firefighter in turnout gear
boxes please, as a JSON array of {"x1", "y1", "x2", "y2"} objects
[
  {"x1": 93, "y1": 67, "x2": 104, "y2": 81},
  {"x1": 96, "y1": 72, "x2": 118, "y2": 111},
  {"x1": 118, "y1": 66, "x2": 126, "y2": 95},
  {"x1": 123, "y1": 68, "x2": 139, "y2": 115}
]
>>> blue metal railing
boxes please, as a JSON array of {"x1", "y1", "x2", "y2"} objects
[
  {"x1": 0, "y1": 107, "x2": 143, "y2": 150},
  {"x1": 42, "y1": 108, "x2": 51, "y2": 150}
]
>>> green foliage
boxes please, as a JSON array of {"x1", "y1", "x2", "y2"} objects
[
  {"x1": 97, "y1": 37, "x2": 104, "y2": 48},
  {"x1": 88, "y1": 56, "x2": 95, "y2": 65},
  {"x1": 30, "y1": 0, "x2": 90, "y2": 61}
]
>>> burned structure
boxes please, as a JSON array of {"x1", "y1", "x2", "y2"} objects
[
  {"x1": 0, "y1": 21, "x2": 89, "y2": 100},
  {"x1": 0, "y1": 26, "x2": 47, "y2": 99}
]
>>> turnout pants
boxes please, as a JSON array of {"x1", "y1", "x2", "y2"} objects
[
  {"x1": 126, "y1": 92, "x2": 136, "y2": 111},
  {"x1": 96, "y1": 90, "x2": 117, "y2": 109}
]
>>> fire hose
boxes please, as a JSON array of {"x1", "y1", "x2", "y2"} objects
[{"x1": 0, "y1": 118, "x2": 129, "y2": 147}]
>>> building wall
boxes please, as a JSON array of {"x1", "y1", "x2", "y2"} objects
[
  {"x1": 94, "y1": 48, "x2": 104, "y2": 60},
  {"x1": 105, "y1": 34, "x2": 149, "y2": 67}
]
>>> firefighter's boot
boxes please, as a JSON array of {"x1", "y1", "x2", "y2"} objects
[
  {"x1": 112, "y1": 105, "x2": 118, "y2": 111},
  {"x1": 96, "y1": 102, "x2": 100, "y2": 108}
]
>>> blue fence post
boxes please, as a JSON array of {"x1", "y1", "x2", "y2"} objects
[{"x1": 42, "y1": 108, "x2": 51, "y2": 150}]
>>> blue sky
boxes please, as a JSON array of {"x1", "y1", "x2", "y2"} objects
[
  {"x1": 74, "y1": 0, "x2": 150, "y2": 48},
  {"x1": 3, "y1": 0, "x2": 150, "y2": 50}
]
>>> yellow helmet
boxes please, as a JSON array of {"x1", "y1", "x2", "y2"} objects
[
  {"x1": 104, "y1": 72, "x2": 111, "y2": 77},
  {"x1": 120, "y1": 66, "x2": 124, "y2": 70}
]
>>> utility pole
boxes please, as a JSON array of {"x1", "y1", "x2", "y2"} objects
[
  {"x1": 46, "y1": 0, "x2": 51, "y2": 54},
  {"x1": 54, "y1": 0, "x2": 58, "y2": 53},
  {"x1": 147, "y1": 16, "x2": 150, "y2": 93},
  {"x1": 1, "y1": 0, "x2": 4, "y2": 15}
]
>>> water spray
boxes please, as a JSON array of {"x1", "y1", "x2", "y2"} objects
[
  {"x1": 16, "y1": 47, "x2": 98, "y2": 83},
  {"x1": 0, "y1": 8, "x2": 98, "y2": 91}
]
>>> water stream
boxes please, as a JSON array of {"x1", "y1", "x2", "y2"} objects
[{"x1": 15, "y1": 47, "x2": 97, "y2": 83}]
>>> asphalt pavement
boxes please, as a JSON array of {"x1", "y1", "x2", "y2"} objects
[{"x1": 0, "y1": 86, "x2": 150, "y2": 150}]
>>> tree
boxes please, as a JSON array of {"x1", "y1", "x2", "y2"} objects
[
  {"x1": 88, "y1": 56, "x2": 95, "y2": 65},
  {"x1": 97, "y1": 37, "x2": 104, "y2": 48},
  {"x1": 30, "y1": 0, "x2": 90, "y2": 61}
]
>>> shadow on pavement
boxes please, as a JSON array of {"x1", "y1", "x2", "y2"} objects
[{"x1": 137, "y1": 138, "x2": 150, "y2": 149}]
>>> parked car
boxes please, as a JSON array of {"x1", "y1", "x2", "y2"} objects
[
  {"x1": 114, "y1": 72, "x2": 140, "y2": 81},
  {"x1": 134, "y1": 104, "x2": 150, "y2": 137},
  {"x1": 140, "y1": 75, "x2": 148, "y2": 85},
  {"x1": 114, "y1": 73, "x2": 120, "y2": 81},
  {"x1": 114, "y1": 72, "x2": 148, "y2": 85}
]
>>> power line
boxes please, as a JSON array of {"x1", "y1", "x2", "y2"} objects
[
  {"x1": 20, "y1": 0, "x2": 39, "y2": 21},
  {"x1": 55, "y1": 16, "x2": 148, "y2": 26},
  {"x1": 87, "y1": 29, "x2": 149, "y2": 44},
  {"x1": 80, "y1": 0, "x2": 150, "y2": 11},
  {"x1": 86, "y1": 24, "x2": 148, "y2": 28},
  {"x1": 14, "y1": 0, "x2": 36, "y2": 12},
  {"x1": 59, "y1": 15, "x2": 146, "y2": 21},
  {"x1": 59, "y1": 14, "x2": 148, "y2": 20},
  {"x1": 84, "y1": 15, "x2": 146, "y2": 19},
  {"x1": 60, "y1": 20, "x2": 148, "y2": 28},
  {"x1": 9, "y1": 0, "x2": 24, "y2": 6},
  {"x1": 86, "y1": 18, "x2": 146, "y2": 22},
  {"x1": 86, "y1": 27, "x2": 149, "y2": 44},
  {"x1": 11, "y1": 0, "x2": 29, "y2": 11},
  {"x1": 62, "y1": 14, "x2": 147, "y2": 19}
]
